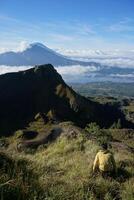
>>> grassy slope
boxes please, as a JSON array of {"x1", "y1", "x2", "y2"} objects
[
  {"x1": 0, "y1": 94, "x2": 134, "y2": 200},
  {"x1": 0, "y1": 128, "x2": 134, "y2": 200}
]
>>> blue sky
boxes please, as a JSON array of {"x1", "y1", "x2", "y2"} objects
[{"x1": 0, "y1": 0, "x2": 134, "y2": 51}]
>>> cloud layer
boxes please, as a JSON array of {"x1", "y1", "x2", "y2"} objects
[
  {"x1": 0, "y1": 44, "x2": 134, "y2": 83},
  {"x1": 56, "y1": 49, "x2": 134, "y2": 68},
  {"x1": 0, "y1": 66, "x2": 32, "y2": 74},
  {"x1": 0, "y1": 65, "x2": 133, "y2": 83},
  {"x1": 56, "y1": 65, "x2": 99, "y2": 82},
  {"x1": 0, "y1": 65, "x2": 97, "y2": 83}
]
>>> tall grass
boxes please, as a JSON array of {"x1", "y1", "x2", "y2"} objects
[{"x1": 0, "y1": 133, "x2": 134, "y2": 200}]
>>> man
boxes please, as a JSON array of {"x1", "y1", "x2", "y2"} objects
[{"x1": 93, "y1": 143, "x2": 116, "y2": 178}]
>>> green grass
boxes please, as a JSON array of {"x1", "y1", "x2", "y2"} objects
[{"x1": 0, "y1": 131, "x2": 134, "y2": 200}]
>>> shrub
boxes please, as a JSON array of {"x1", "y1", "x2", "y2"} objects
[
  {"x1": 85, "y1": 122, "x2": 101, "y2": 137},
  {"x1": 85, "y1": 122, "x2": 112, "y2": 144}
]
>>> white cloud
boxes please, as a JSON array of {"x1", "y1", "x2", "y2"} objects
[
  {"x1": 56, "y1": 65, "x2": 98, "y2": 75},
  {"x1": 0, "y1": 66, "x2": 32, "y2": 75},
  {"x1": 0, "y1": 65, "x2": 99, "y2": 83},
  {"x1": 108, "y1": 18, "x2": 134, "y2": 33},
  {"x1": 110, "y1": 73, "x2": 134, "y2": 78},
  {"x1": 56, "y1": 48, "x2": 108, "y2": 57},
  {"x1": 0, "y1": 65, "x2": 133, "y2": 83},
  {"x1": 0, "y1": 47, "x2": 9, "y2": 53},
  {"x1": 0, "y1": 65, "x2": 98, "y2": 76},
  {"x1": 55, "y1": 65, "x2": 99, "y2": 82},
  {"x1": 109, "y1": 24, "x2": 134, "y2": 32},
  {"x1": 49, "y1": 34, "x2": 74, "y2": 42},
  {"x1": 89, "y1": 58, "x2": 134, "y2": 68},
  {"x1": 56, "y1": 49, "x2": 134, "y2": 68},
  {"x1": 0, "y1": 14, "x2": 18, "y2": 23},
  {"x1": 16, "y1": 41, "x2": 30, "y2": 52},
  {"x1": 0, "y1": 41, "x2": 31, "y2": 53}
]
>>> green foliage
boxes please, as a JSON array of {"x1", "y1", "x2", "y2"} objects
[
  {"x1": 85, "y1": 122, "x2": 101, "y2": 137},
  {"x1": 85, "y1": 122, "x2": 112, "y2": 144},
  {"x1": 111, "y1": 119, "x2": 122, "y2": 129}
]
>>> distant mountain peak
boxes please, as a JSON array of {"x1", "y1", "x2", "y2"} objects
[
  {"x1": 28, "y1": 42, "x2": 50, "y2": 49},
  {"x1": 22, "y1": 42, "x2": 52, "y2": 52},
  {"x1": 0, "y1": 42, "x2": 99, "y2": 66}
]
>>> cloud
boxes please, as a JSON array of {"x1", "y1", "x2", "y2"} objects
[
  {"x1": 0, "y1": 66, "x2": 32, "y2": 75},
  {"x1": 0, "y1": 65, "x2": 133, "y2": 83},
  {"x1": 49, "y1": 34, "x2": 74, "y2": 42},
  {"x1": 73, "y1": 23, "x2": 96, "y2": 35},
  {"x1": 108, "y1": 18, "x2": 134, "y2": 33},
  {"x1": 56, "y1": 65, "x2": 98, "y2": 75},
  {"x1": 110, "y1": 73, "x2": 134, "y2": 78},
  {"x1": 42, "y1": 21, "x2": 96, "y2": 36},
  {"x1": 55, "y1": 65, "x2": 100, "y2": 82},
  {"x1": 56, "y1": 49, "x2": 134, "y2": 68},
  {"x1": 16, "y1": 41, "x2": 30, "y2": 52},
  {"x1": 1, "y1": 13, "x2": 134, "y2": 51},
  {"x1": 0, "y1": 14, "x2": 19, "y2": 23},
  {"x1": 89, "y1": 58, "x2": 134, "y2": 68},
  {"x1": 0, "y1": 65, "x2": 99, "y2": 83},
  {"x1": 0, "y1": 47, "x2": 9, "y2": 53},
  {"x1": 0, "y1": 41, "x2": 31, "y2": 53},
  {"x1": 56, "y1": 48, "x2": 108, "y2": 57},
  {"x1": 0, "y1": 15, "x2": 98, "y2": 50}
]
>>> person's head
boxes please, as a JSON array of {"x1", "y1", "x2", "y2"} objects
[{"x1": 101, "y1": 143, "x2": 108, "y2": 150}]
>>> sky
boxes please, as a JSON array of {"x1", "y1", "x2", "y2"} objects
[{"x1": 0, "y1": 0, "x2": 134, "y2": 51}]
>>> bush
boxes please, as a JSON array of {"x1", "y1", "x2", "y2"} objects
[
  {"x1": 85, "y1": 122, "x2": 101, "y2": 137},
  {"x1": 85, "y1": 122, "x2": 112, "y2": 144}
]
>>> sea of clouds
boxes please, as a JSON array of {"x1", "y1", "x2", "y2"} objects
[
  {"x1": 0, "y1": 65, "x2": 98, "y2": 83},
  {"x1": 0, "y1": 64, "x2": 134, "y2": 83},
  {"x1": 0, "y1": 48, "x2": 134, "y2": 83},
  {"x1": 56, "y1": 49, "x2": 134, "y2": 82},
  {"x1": 0, "y1": 65, "x2": 32, "y2": 74},
  {"x1": 56, "y1": 48, "x2": 134, "y2": 68}
]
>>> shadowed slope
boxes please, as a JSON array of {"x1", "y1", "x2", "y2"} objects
[{"x1": 0, "y1": 64, "x2": 132, "y2": 135}]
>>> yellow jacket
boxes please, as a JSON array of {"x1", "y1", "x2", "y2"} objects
[{"x1": 93, "y1": 150, "x2": 116, "y2": 172}]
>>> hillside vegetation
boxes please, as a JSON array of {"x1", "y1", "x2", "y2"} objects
[
  {"x1": 0, "y1": 65, "x2": 134, "y2": 200},
  {"x1": 0, "y1": 120, "x2": 134, "y2": 200}
]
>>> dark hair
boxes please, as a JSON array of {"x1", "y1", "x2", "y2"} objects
[{"x1": 101, "y1": 143, "x2": 108, "y2": 150}]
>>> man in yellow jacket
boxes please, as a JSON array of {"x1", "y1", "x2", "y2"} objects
[{"x1": 93, "y1": 143, "x2": 116, "y2": 178}]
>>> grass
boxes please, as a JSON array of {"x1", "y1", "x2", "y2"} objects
[{"x1": 0, "y1": 130, "x2": 134, "y2": 200}]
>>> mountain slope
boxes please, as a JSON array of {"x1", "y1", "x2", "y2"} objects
[
  {"x1": 0, "y1": 64, "x2": 132, "y2": 135},
  {"x1": 0, "y1": 43, "x2": 98, "y2": 66}
]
